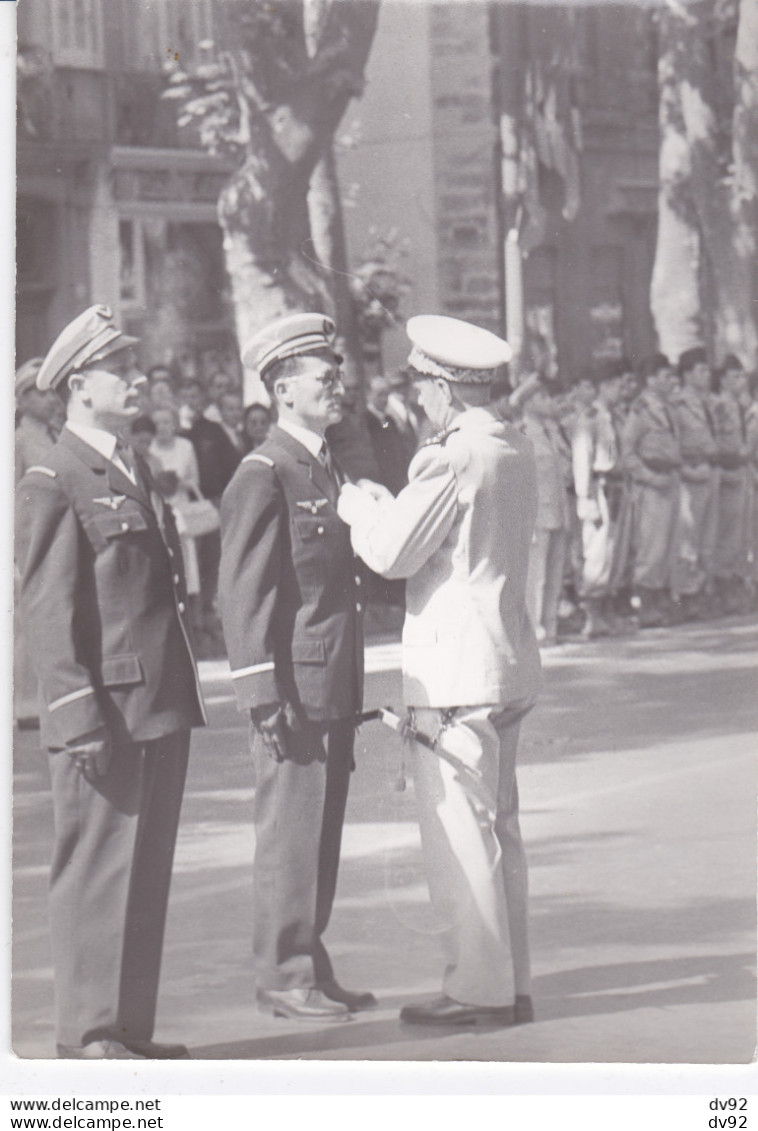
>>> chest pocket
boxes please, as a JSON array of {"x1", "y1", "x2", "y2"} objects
[
  {"x1": 293, "y1": 513, "x2": 333, "y2": 543},
  {"x1": 83, "y1": 509, "x2": 149, "y2": 552}
]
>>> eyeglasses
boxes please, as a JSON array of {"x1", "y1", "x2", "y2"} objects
[{"x1": 307, "y1": 369, "x2": 344, "y2": 391}]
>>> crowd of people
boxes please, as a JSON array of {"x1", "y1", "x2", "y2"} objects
[
  {"x1": 16, "y1": 338, "x2": 758, "y2": 676},
  {"x1": 342, "y1": 350, "x2": 758, "y2": 646},
  {"x1": 13, "y1": 300, "x2": 758, "y2": 1058}
]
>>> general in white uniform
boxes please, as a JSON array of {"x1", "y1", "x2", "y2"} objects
[{"x1": 339, "y1": 316, "x2": 540, "y2": 1023}]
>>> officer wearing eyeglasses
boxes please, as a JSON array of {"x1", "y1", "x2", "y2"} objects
[
  {"x1": 15, "y1": 305, "x2": 206, "y2": 1059},
  {"x1": 219, "y1": 313, "x2": 373, "y2": 1023}
]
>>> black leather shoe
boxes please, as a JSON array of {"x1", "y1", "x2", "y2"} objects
[
  {"x1": 257, "y1": 987, "x2": 351, "y2": 1022},
  {"x1": 317, "y1": 980, "x2": 377, "y2": 1011},
  {"x1": 400, "y1": 994, "x2": 531, "y2": 1027},
  {"x1": 119, "y1": 1039, "x2": 190, "y2": 1059},
  {"x1": 57, "y1": 1040, "x2": 146, "y2": 1060}
]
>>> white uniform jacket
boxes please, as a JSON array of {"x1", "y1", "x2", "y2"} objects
[{"x1": 339, "y1": 407, "x2": 541, "y2": 708}]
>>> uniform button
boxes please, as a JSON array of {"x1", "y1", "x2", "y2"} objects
[
  {"x1": 173, "y1": 574, "x2": 181, "y2": 585},
  {"x1": 356, "y1": 602, "x2": 362, "y2": 612},
  {"x1": 177, "y1": 601, "x2": 186, "y2": 613},
  {"x1": 121, "y1": 521, "x2": 130, "y2": 532},
  {"x1": 355, "y1": 575, "x2": 362, "y2": 586},
  {"x1": 167, "y1": 547, "x2": 174, "y2": 558},
  {"x1": 317, "y1": 525, "x2": 324, "y2": 535}
]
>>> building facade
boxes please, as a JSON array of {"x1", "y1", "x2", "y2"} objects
[{"x1": 18, "y1": 0, "x2": 661, "y2": 385}]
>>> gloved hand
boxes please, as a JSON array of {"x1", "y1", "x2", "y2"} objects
[
  {"x1": 66, "y1": 728, "x2": 112, "y2": 782},
  {"x1": 250, "y1": 701, "x2": 303, "y2": 761},
  {"x1": 337, "y1": 482, "x2": 371, "y2": 526},
  {"x1": 356, "y1": 478, "x2": 394, "y2": 503}
]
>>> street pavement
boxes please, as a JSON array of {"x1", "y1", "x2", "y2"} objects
[{"x1": 11, "y1": 615, "x2": 757, "y2": 1063}]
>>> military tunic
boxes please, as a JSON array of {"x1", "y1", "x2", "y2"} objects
[
  {"x1": 710, "y1": 390, "x2": 749, "y2": 582},
  {"x1": 219, "y1": 424, "x2": 364, "y2": 991},
  {"x1": 616, "y1": 390, "x2": 681, "y2": 592},
  {"x1": 671, "y1": 387, "x2": 720, "y2": 596},
  {"x1": 16, "y1": 427, "x2": 205, "y2": 1049},
  {"x1": 339, "y1": 407, "x2": 540, "y2": 1007},
  {"x1": 572, "y1": 401, "x2": 623, "y2": 598},
  {"x1": 14, "y1": 414, "x2": 56, "y2": 722}
]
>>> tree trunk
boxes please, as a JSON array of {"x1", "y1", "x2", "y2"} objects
[
  {"x1": 650, "y1": 6, "x2": 705, "y2": 362},
  {"x1": 651, "y1": 0, "x2": 757, "y2": 367},
  {"x1": 731, "y1": 0, "x2": 758, "y2": 366},
  {"x1": 215, "y1": 0, "x2": 380, "y2": 402},
  {"x1": 307, "y1": 143, "x2": 366, "y2": 389}
]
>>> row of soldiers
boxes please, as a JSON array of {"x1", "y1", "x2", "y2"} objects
[{"x1": 519, "y1": 348, "x2": 758, "y2": 644}]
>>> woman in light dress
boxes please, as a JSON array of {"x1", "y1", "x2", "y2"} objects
[{"x1": 150, "y1": 406, "x2": 203, "y2": 633}]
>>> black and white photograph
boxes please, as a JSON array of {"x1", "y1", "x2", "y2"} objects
[{"x1": 9, "y1": 0, "x2": 758, "y2": 1081}]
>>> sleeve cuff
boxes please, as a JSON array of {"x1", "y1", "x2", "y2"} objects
[{"x1": 230, "y1": 663, "x2": 278, "y2": 711}]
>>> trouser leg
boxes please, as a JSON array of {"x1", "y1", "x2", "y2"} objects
[
  {"x1": 410, "y1": 705, "x2": 530, "y2": 1007},
  {"x1": 313, "y1": 721, "x2": 355, "y2": 984},
  {"x1": 542, "y1": 529, "x2": 568, "y2": 639},
  {"x1": 492, "y1": 710, "x2": 531, "y2": 997},
  {"x1": 47, "y1": 740, "x2": 141, "y2": 1046},
  {"x1": 117, "y1": 730, "x2": 190, "y2": 1041},
  {"x1": 251, "y1": 720, "x2": 353, "y2": 990},
  {"x1": 526, "y1": 528, "x2": 550, "y2": 635}
]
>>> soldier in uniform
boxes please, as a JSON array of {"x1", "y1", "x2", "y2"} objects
[
  {"x1": 671, "y1": 347, "x2": 720, "y2": 619},
  {"x1": 339, "y1": 315, "x2": 540, "y2": 1027},
  {"x1": 571, "y1": 363, "x2": 625, "y2": 637},
  {"x1": 15, "y1": 306, "x2": 206, "y2": 1059},
  {"x1": 616, "y1": 354, "x2": 682, "y2": 627},
  {"x1": 14, "y1": 358, "x2": 58, "y2": 727},
  {"x1": 710, "y1": 356, "x2": 750, "y2": 614},
  {"x1": 219, "y1": 314, "x2": 374, "y2": 1023}
]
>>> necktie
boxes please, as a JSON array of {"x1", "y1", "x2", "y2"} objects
[
  {"x1": 114, "y1": 440, "x2": 136, "y2": 483},
  {"x1": 319, "y1": 441, "x2": 340, "y2": 490}
]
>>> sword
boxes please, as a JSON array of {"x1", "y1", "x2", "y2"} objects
[{"x1": 356, "y1": 706, "x2": 481, "y2": 780}]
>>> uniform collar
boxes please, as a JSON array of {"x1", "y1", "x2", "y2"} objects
[
  {"x1": 276, "y1": 416, "x2": 325, "y2": 459},
  {"x1": 65, "y1": 419, "x2": 118, "y2": 462}
]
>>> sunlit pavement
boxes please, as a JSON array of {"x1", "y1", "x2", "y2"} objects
[{"x1": 12, "y1": 617, "x2": 757, "y2": 1063}]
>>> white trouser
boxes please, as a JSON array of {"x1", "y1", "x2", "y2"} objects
[{"x1": 409, "y1": 703, "x2": 532, "y2": 1007}]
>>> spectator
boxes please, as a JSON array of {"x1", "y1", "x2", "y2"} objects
[
  {"x1": 365, "y1": 375, "x2": 410, "y2": 496},
  {"x1": 242, "y1": 402, "x2": 272, "y2": 452},
  {"x1": 615, "y1": 354, "x2": 682, "y2": 627},
  {"x1": 203, "y1": 372, "x2": 234, "y2": 423},
  {"x1": 178, "y1": 379, "x2": 240, "y2": 651},
  {"x1": 571, "y1": 363, "x2": 625, "y2": 637},
  {"x1": 150, "y1": 406, "x2": 203, "y2": 640},
  {"x1": 522, "y1": 384, "x2": 573, "y2": 646},
  {"x1": 671, "y1": 347, "x2": 720, "y2": 619},
  {"x1": 710, "y1": 356, "x2": 751, "y2": 614},
  {"x1": 217, "y1": 391, "x2": 247, "y2": 458},
  {"x1": 129, "y1": 414, "x2": 161, "y2": 475}
]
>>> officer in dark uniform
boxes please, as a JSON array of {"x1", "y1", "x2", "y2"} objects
[
  {"x1": 219, "y1": 313, "x2": 373, "y2": 1023},
  {"x1": 16, "y1": 306, "x2": 206, "y2": 1059}
]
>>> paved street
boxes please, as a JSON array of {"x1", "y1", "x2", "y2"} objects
[{"x1": 12, "y1": 616, "x2": 757, "y2": 1063}]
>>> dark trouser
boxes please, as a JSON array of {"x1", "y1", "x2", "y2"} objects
[
  {"x1": 47, "y1": 730, "x2": 190, "y2": 1048},
  {"x1": 250, "y1": 719, "x2": 354, "y2": 991},
  {"x1": 196, "y1": 529, "x2": 221, "y2": 626}
]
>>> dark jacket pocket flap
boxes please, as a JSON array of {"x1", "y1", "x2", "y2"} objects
[
  {"x1": 101, "y1": 654, "x2": 144, "y2": 687},
  {"x1": 293, "y1": 514, "x2": 331, "y2": 540},
  {"x1": 90, "y1": 510, "x2": 149, "y2": 540},
  {"x1": 291, "y1": 638, "x2": 327, "y2": 665}
]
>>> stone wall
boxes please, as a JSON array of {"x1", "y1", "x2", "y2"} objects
[{"x1": 428, "y1": 2, "x2": 501, "y2": 333}]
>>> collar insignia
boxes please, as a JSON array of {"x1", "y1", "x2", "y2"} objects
[{"x1": 94, "y1": 495, "x2": 126, "y2": 510}]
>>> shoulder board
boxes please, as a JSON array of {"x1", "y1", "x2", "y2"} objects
[
  {"x1": 420, "y1": 425, "x2": 460, "y2": 450},
  {"x1": 27, "y1": 465, "x2": 57, "y2": 478},
  {"x1": 242, "y1": 453, "x2": 275, "y2": 468}
]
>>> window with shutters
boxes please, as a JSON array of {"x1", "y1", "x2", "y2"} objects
[{"x1": 51, "y1": 0, "x2": 104, "y2": 69}]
